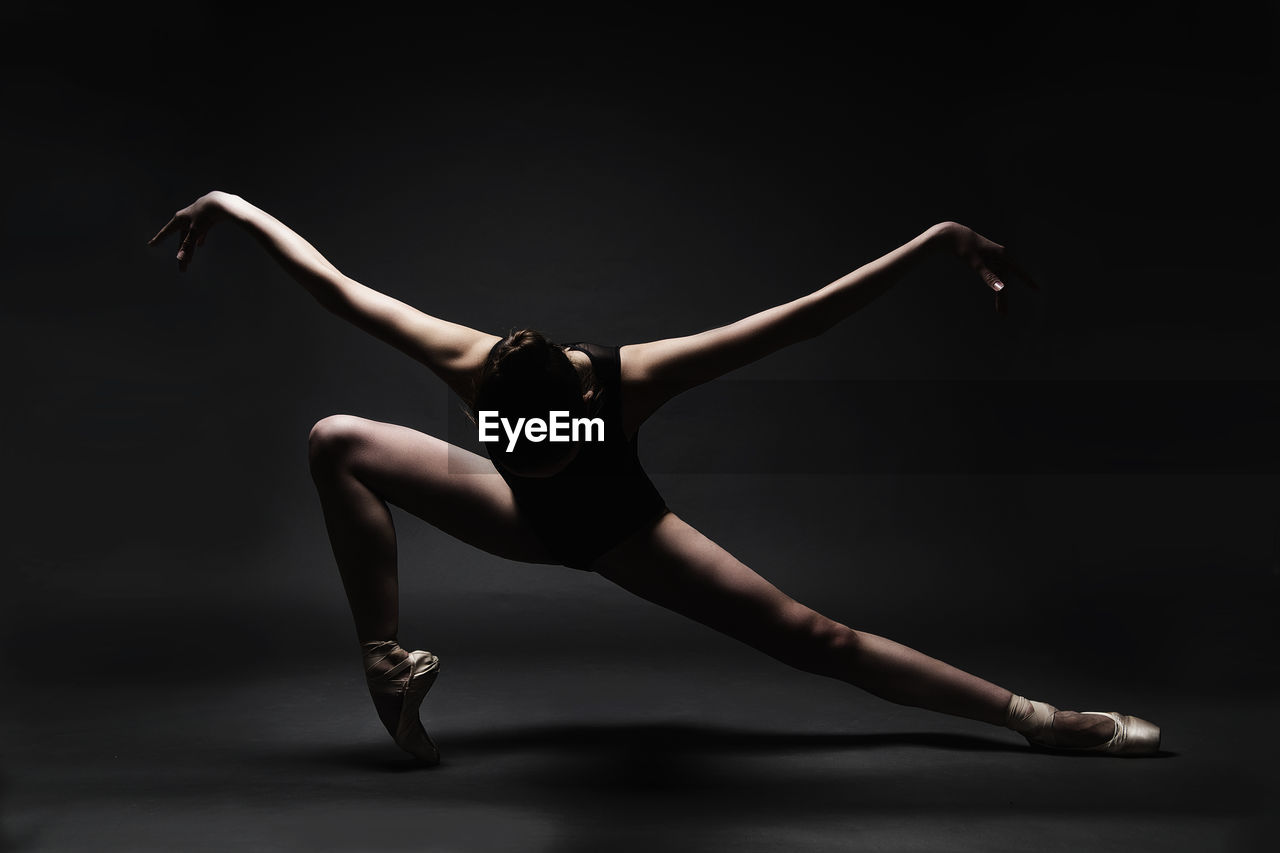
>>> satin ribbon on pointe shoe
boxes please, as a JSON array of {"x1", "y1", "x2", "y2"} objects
[
  {"x1": 362, "y1": 640, "x2": 442, "y2": 764},
  {"x1": 1006, "y1": 694, "x2": 1057, "y2": 743}
]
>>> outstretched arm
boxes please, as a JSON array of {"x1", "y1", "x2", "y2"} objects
[
  {"x1": 620, "y1": 222, "x2": 1034, "y2": 433},
  {"x1": 149, "y1": 191, "x2": 499, "y2": 405}
]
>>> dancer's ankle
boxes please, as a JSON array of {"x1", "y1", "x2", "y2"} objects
[
  {"x1": 361, "y1": 639, "x2": 409, "y2": 679},
  {"x1": 1005, "y1": 694, "x2": 1057, "y2": 742},
  {"x1": 1007, "y1": 695, "x2": 1120, "y2": 749}
]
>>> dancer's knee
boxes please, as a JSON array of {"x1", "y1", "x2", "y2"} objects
[
  {"x1": 308, "y1": 414, "x2": 368, "y2": 476},
  {"x1": 769, "y1": 607, "x2": 858, "y2": 677}
]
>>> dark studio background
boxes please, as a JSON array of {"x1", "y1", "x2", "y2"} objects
[{"x1": 2, "y1": 3, "x2": 1277, "y2": 851}]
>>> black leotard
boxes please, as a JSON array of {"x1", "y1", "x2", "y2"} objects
[{"x1": 487, "y1": 341, "x2": 669, "y2": 571}]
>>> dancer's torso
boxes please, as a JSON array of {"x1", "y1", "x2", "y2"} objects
[{"x1": 486, "y1": 341, "x2": 668, "y2": 570}]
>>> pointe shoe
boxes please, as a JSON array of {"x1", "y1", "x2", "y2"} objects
[
  {"x1": 1006, "y1": 695, "x2": 1160, "y2": 755},
  {"x1": 1057, "y1": 711, "x2": 1162, "y2": 755},
  {"x1": 362, "y1": 641, "x2": 442, "y2": 764}
]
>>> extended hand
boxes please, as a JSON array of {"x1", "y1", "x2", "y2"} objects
[
  {"x1": 148, "y1": 191, "x2": 234, "y2": 272},
  {"x1": 934, "y1": 221, "x2": 1037, "y2": 313}
]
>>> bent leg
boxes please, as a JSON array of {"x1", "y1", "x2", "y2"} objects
[
  {"x1": 308, "y1": 414, "x2": 557, "y2": 643},
  {"x1": 591, "y1": 511, "x2": 1013, "y2": 726}
]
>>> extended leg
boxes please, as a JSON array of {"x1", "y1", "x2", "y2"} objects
[{"x1": 591, "y1": 512, "x2": 1117, "y2": 745}]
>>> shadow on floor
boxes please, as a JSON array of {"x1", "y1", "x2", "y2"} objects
[{"x1": 278, "y1": 720, "x2": 1180, "y2": 772}]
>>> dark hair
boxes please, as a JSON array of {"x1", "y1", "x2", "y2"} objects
[{"x1": 468, "y1": 329, "x2": 603, "y2": 475}]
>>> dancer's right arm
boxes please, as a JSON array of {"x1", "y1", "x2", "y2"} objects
[{"x1": 149, "y1": 191, "x2": 499, "y2": 404}]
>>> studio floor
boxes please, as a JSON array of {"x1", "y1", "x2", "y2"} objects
[{"x1": 4, "y1": 650, "x2": 1274, "y2": 852}]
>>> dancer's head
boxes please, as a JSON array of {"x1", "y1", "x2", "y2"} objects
[{"x1": 472, "y1": 328, "x2": 595, "y2": 477}]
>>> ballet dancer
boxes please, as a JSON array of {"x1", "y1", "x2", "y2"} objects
[{"x1": 149, "y1": 190, "x2": 1160, "y2": 764}]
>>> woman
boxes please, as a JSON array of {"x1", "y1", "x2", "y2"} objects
[{"x1": 149, "y1": 191, "x2": 1160, "y2": 764}]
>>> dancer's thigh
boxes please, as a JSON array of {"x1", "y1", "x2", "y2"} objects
[
  {"x1": 312, "y1": 414, "x2": 560, "y2": 565},
  {"x1": 590, "y1": 511, "x2": 833, "y2": 655}
]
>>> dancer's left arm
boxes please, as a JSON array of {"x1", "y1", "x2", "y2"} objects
[{"x1": 620, "y1": 221, "x2": 1034, "y2": 432}]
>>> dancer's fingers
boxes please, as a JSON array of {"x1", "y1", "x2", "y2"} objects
[
  {"x1": 148, "y1": 216, "x2": 179, "y2": 246},
  {"x1": 176, "y1": 230, "x2": 197, "y2": 271},
  {"x1": 977, "y1": 264, "x2": 1004, "y2": 294}
]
